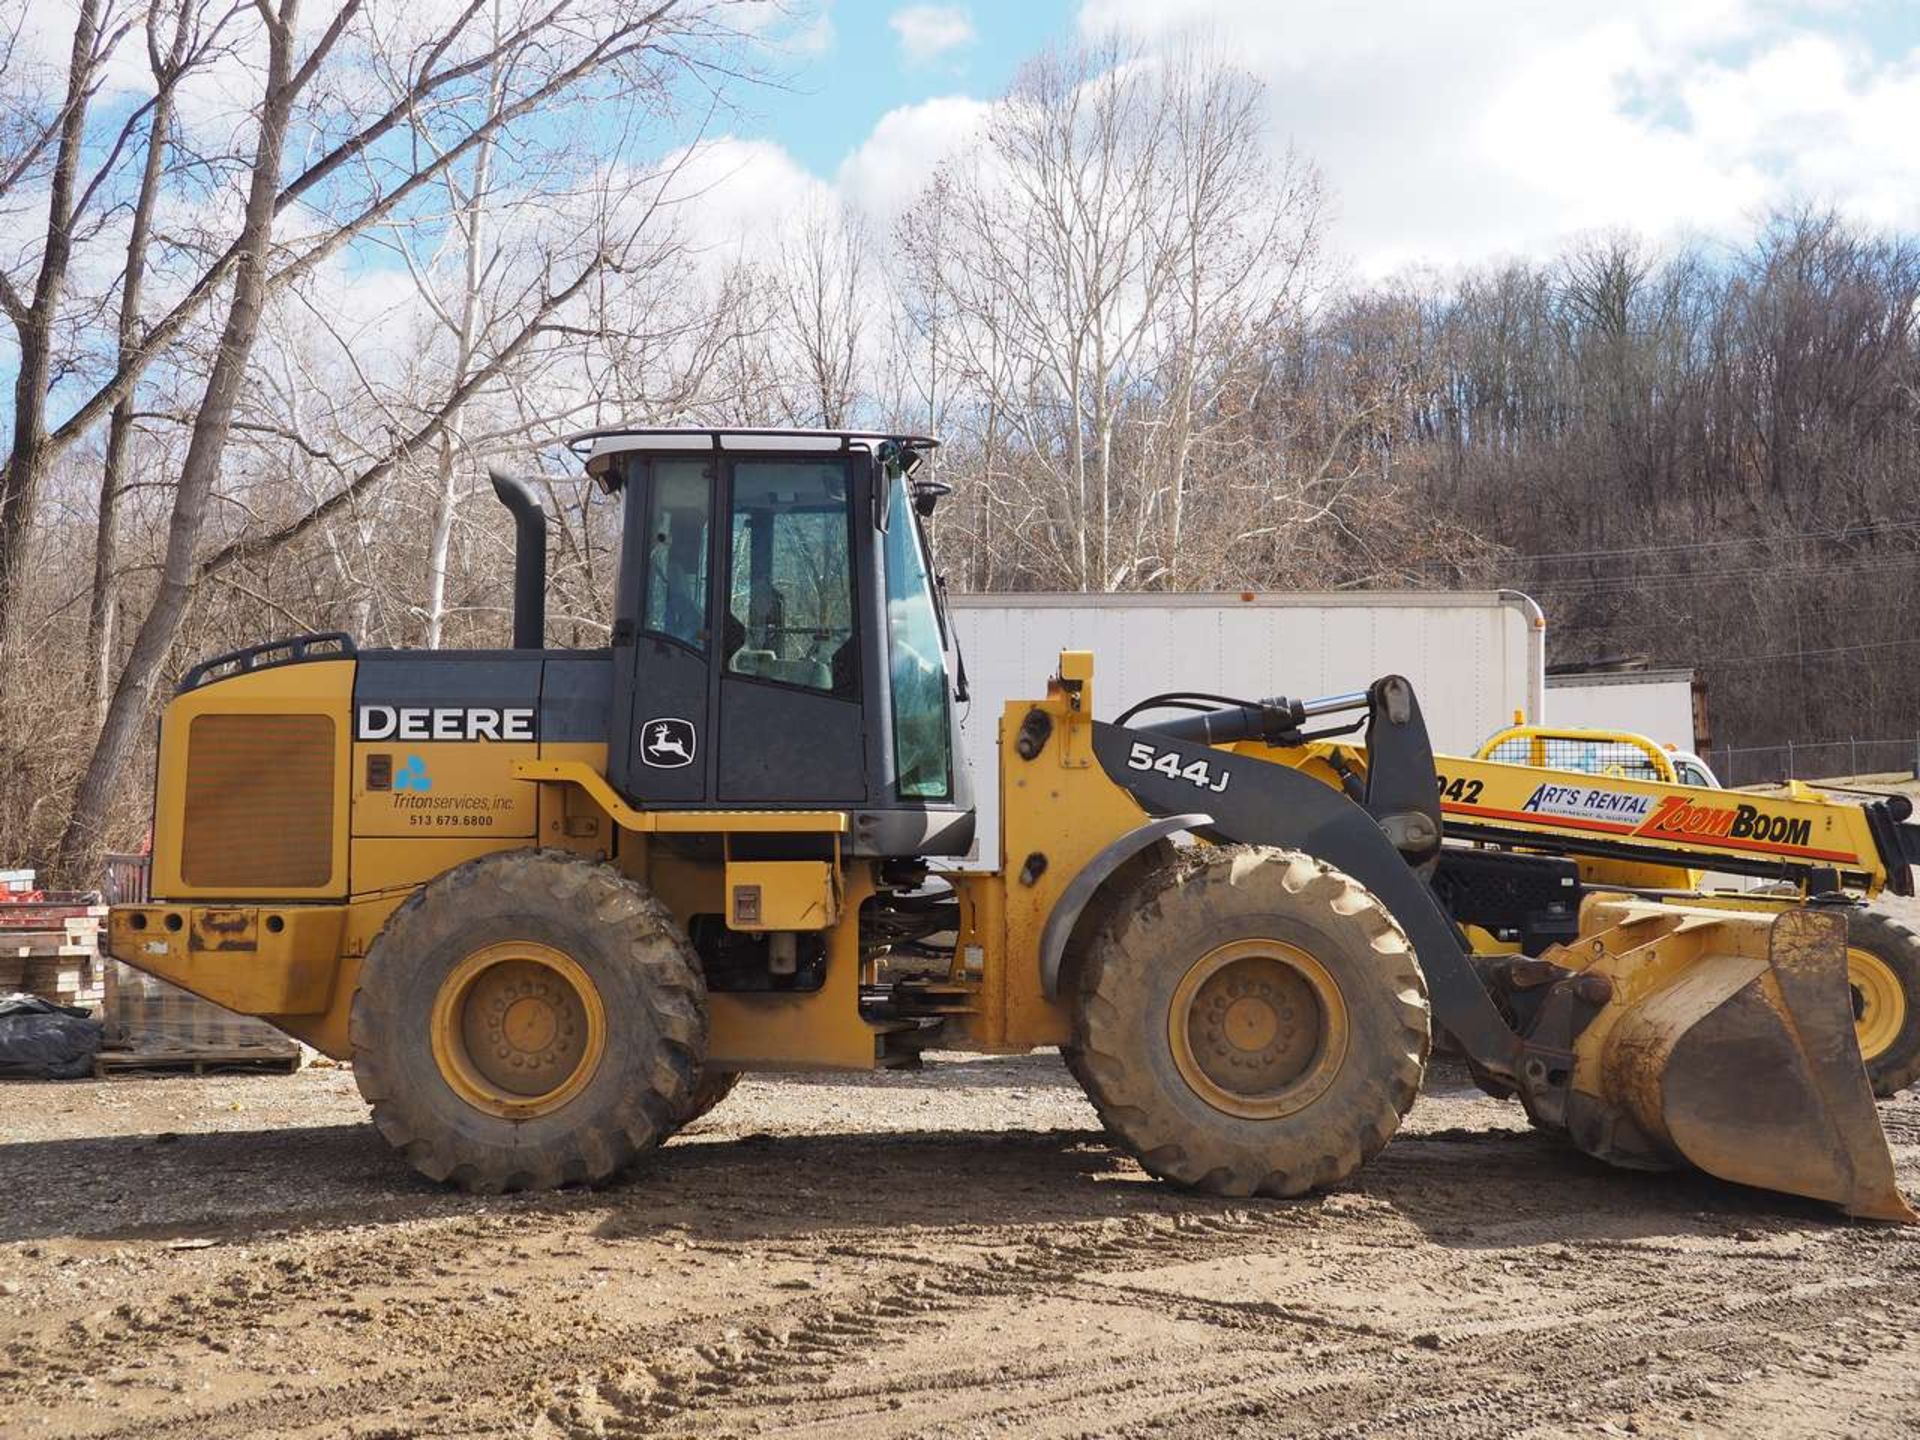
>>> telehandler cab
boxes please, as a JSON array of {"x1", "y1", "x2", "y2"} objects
[{"x1": 108, "y1": 429, "x2": 1914, "y2": 1220}]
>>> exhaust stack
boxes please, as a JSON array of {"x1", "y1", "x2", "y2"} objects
[{"x1": 488, "y1": 470, "x2": 547, "y2": 650}]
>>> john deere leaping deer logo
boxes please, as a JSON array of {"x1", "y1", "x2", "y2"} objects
[{"x1": 641, "y1": 718, "x2": 697, "y2": 768}]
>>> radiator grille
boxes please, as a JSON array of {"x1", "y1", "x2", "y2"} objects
[{"x1": 181, "y1": 714, "x2": 335, "y2": 889}]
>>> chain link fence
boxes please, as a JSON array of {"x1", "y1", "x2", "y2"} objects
[{"x1": 1704, "y1": 737, "x2": 1920, "y2": 788}]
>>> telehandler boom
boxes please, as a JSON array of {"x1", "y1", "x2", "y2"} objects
[{"x1": 105, "y1": 430, "x2": 1913, "y2": 1220}]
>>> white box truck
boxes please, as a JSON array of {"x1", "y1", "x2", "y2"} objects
[
  {"x1": 946, "y1": 590, "x2": 1546, "y2": 864},
  {"x1": 1545, "y1": 669, "x2": 1699, "y2": 754}
]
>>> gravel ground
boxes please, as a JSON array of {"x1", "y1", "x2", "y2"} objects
[{"x1": 5, "y1": 1029, "x2": 1920, "y2": 1440}]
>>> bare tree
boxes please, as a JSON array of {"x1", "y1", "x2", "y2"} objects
[
  {"x1": 52, "y1": 0, "x2": 751, "y2": 879},
  {"x1": 85, "y1": 0, "x2": 232, "y2": 719},
  {"x1": 57, "y1": 0, "x2": 316, "y2": 880},
  {"x1": 0, "y1": 0, "x2": 138, "y2": 656},
  {"x1": 410, "y1": 0, "x2": 512, "y2": 650},
  {"x1": 943, "y1": 43, "x2": 1177, "y2": 589},
  {"x1": 1147, "y1": 47, "x2": 1323, "y2": 585},
  {"x1": 771, "y1": 200, "x2": 868, "y2": 428},
  {"x1": 904, "y1": 42, "x2": 1330, "y2": 592}
]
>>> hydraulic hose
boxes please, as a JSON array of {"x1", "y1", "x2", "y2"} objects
[{"x1": 1135, "y1": 690, "x2": 1370, "y2": 746}]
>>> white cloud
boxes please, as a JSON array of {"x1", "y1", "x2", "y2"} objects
[
  {"x1": 656, "y1": 136, "x2": 841, "y2": 268},
  {"x1": 837, "y1": 95, "x2": 993, "y2": 228},
  {"x1": 1075, "y1": 0, "x2": 1920, "y2": 274},
  {"x1": 889, "y1": 5, "x2": 976, "y2": 66}
]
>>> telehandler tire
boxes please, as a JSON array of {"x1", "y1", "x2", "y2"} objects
[
  {"x1": 1070, "y1": 845, "x2": 1430, "y2": 1198},
  {"x1": 1846, "y1": 909, "x2": 1920, "y2": 1098},
  {"x1": 350, "y1": 849, "x2": 708, "y2": 1193}
]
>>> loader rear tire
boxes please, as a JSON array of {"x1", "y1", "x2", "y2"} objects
[
  {"x1": 350, "y1": 849, "x2": 707, "y2": 1193},
  {"x1": 1847, "y1": 909, "x2": 1920, "y2": 1098},
  {"x1": 1071, "y1": 846, "x2": 1429, "y2": 1198}
]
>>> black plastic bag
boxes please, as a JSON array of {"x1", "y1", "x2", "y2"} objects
[{"x1": 0, "y1": 993, "x2": 103, "y2": 1079}]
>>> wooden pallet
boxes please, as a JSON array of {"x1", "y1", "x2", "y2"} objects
[
  {"x1": 0, "y1": 954, "x2": 104, "y2": 1007},
  {"x1": 94, "y1": 1046, "x2": 302, "y2": 1078},
  {"x1": 0, "y1": 904, "x2": 106, "y2": 929},
  {"x1": 0, "y1": 896, "x2": 109, "y2": 1010},
  {"x1": 103, "y1": 961, "x2": 295, "y2": 1052}
]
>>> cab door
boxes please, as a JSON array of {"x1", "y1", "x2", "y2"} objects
[
  {"x1": 715, "y1": 457, "x2": 867, "y2": 805},
  {"x1": 612, "y1": 455, "x2": 715, "y2": 804},
  {"x1": 610, "y1": 451, "x2": 868, "y2": 809}
]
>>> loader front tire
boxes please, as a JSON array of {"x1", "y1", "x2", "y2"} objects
[
  {"x1": 1071, "y1": 846, "x2": 1429, "y2": 1198},
  {"x1": 678, "y1": 1070, "x2": 739, "y2": 1127},
  {"x1": 1847, "y1": 909, "x2": 1920, "y2": 1098},
  {"x1": 350, "y1": 849, "x2": 708, "y2": 1193}
]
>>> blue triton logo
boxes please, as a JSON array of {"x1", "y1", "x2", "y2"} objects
[{"x1": 394, "y1": 755, "x2": 432, "y2": 793}]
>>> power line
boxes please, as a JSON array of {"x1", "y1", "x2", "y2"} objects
[
  {"x1": 1524, "y1": 549, "x2": 1920, "y2": 597},
  {"x1": 1482, "y1": 515, "x2": 1920, "y2": 568},
  {"x1": 1692, "y1": 635, "x2": 1920, "y2": 669}
]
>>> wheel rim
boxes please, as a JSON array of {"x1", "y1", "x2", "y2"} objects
[
  {"x1": 1167, "y1": 939, "x2": 1350, "y2": 1119},
  {"x1": 431, "y1": 941, "x2": 607, "y2": 1119},
  {"x1": 1850, "y1": 945, "x2": 1907, "y2": 1063}
]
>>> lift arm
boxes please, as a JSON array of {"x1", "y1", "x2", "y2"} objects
[{"x1": 1106, "y1": 681, "x2": 1526, "y2": 1083}]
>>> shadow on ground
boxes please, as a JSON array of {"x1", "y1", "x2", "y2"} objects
[{"x1": 0, "y1": 1103, "x2": 1835, "y2": 1252}]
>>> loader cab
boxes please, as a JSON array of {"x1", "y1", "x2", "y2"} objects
[{"x1": 579, "y1": 428, "x2": 974, "y2": 858}]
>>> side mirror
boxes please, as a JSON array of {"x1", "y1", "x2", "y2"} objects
[
  {"x1": 872, "y1": 447, "x2": 894, "y2": 532},
  {"x1": 911, "y1": 477, "x2": 952, "y2": 518}
]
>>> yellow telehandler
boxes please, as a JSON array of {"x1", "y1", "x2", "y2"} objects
[
  {"x1": 1457, "y1": 724, "x2": 1920, "y2": 1096},
  {"x1": 1250, "y1": 721, "x2": 1920, "y2": 1096},
  {"x1": 105, "y1": 429, "x2": 1915, "y2": 1220}
]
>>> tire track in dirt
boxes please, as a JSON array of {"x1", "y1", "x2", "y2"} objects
[
  {"x1": 2, "y1": 1203, "x2": 610, "y2": 1427},
  {"x1": 537, "y1": 1192, "x2": 1662, "y2": 1437},
  {"x1": 1103, "y1": 1243, "x2": 1920, "y2": 1438},
  {"x1": 79, "y1": 1171, "x2": 1911, "y2": 1438},
  {"x1": 11, "y1": 1061, "x2": 1920, "y2": 1439},
  {"x1": 542, "y1": 1210, "x2": 1316, "y2": 1437},
  {"x1": 551, "y1": 1161, "x2": 1920, "y2": 1440}
]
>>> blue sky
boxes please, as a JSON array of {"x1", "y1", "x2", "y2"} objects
[
  {"x1": 696, "y1": 0, "x2": 1920, "y2": 277},
  {"x1": 744, "y1": 1, "x2": 1075, "y2": 176},
  {"x1": 8, "y1": 0, "x2": 1920, "y2": 439}
]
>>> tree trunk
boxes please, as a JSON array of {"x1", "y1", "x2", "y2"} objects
[
  {"x1": 424, "y1": 14, "x2": 502, "y2": 649},
  {"x1": 55, "y1": 0, "x2": 301, "y2": 886},
  {"x1": 0, "y1": 0, "x2": 103, "y2": 659},
  {"x1": 87, "y1": 2, "x2": 193, "y2": 723}
]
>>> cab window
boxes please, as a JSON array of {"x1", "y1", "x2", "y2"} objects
[
  {"x1": 725, "y1": 461, "x2": 856, "y2": 695},
  {"x1": 883, "y1": 476, "x2": 952, "y2": 799},
  {"x1": 1674, "y1": 759, "x2": 1716, "y2": 788},
  {"x1": 640, "y1": 459, "x2": 710, "y2": 651}
]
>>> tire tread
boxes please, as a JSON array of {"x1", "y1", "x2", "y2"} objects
[
  {"x1": 1070, "y1": 845, "x2": 1429, "y2": 1199},
  {"x1": 351, "y1": 848, "x2": 707, "y2": 1193}
]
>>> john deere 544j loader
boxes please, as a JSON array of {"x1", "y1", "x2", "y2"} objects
[{"x1": 107, "y1": 429, "x2": 1915, "y2": 1220}]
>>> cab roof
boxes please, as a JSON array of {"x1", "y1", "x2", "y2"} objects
[{"x1": 567, "y1": 427, "x2": 938, "y2": 484}]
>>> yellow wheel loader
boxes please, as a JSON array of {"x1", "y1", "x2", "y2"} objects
[
  {"x1": 1252, "y1": 721, "x2": 1920, "y2": 1097},
  {"x1": 106, "y1": 429, "x2": 1916, "y2": 1220}
]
